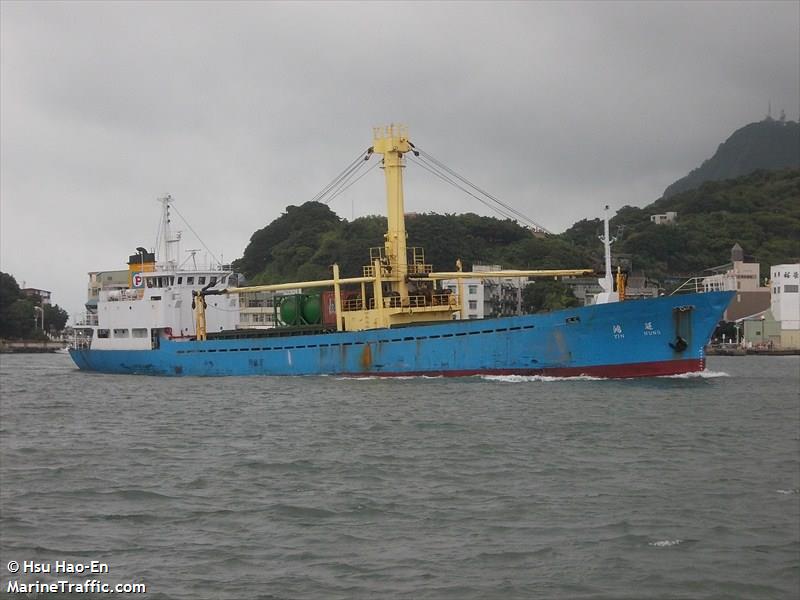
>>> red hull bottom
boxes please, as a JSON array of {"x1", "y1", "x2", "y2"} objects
[{"x1": 343, "y1": 358, "x2": 705, "y2": 379}]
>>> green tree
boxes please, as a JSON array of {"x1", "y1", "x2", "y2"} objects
[
  {"x1": 233, "y1": 202, "x2": 341, "y2": 279},
  {"x1": 522, "y1": 280, "x2": 580, "y2": 313},
  {"x1": 4, "y1": 298, "x2": 36, "y2": 339},
  {"x1": 1, "y1": 271, "x2": 70, "y2": 338},
  {"x1": 43, "y1": 304, "x2": 69, "y2": 334},
  {"x1": 1, "y1": 272, "x2": 25, "y2": 338},
  {"x1": 0, "y1": 271, "x2": 21, "y2": 310}
]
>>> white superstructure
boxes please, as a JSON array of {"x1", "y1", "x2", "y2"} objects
[{"x1": 73, "y1": 196, "x2": 241, "y2": 350}]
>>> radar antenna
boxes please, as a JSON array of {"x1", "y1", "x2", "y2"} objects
[{"x1": 182, "y1": 249, "x2": 201, "y2": 271}]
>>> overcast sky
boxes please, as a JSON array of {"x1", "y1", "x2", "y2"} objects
[{"x1": 1, "y1": 0, "x2": 798, "y2": 317}]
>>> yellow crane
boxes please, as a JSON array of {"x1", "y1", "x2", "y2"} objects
[{"x1": 193, "y1": 125, "x2": 594, "y2": 339}]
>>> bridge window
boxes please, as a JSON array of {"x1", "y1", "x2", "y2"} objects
[
  {"x1": 198, "y1": 276, "x2": 206, "y2": 285},
  {"x1": 132, "y1": 328, "x2": 148, "y2": 338},
  {"x1": 187, "y1": 277, "x2": 194, "y2": 285},
  {"x1": 97, "y1": 329, "x2": 110, "y2": 338},
  {"x1": 113, "y1": 328, "x2": 129, "y2": 338}
]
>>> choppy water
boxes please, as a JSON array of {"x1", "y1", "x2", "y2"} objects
[{"x1": 1, "y1": 354, "x2": 798, "y2": 599}]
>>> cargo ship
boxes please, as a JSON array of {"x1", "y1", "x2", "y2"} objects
[{"x1": 69, "y1": 125, "x2": 733, "y2": 377}]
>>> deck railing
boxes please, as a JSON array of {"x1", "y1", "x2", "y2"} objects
[
  {"x1": 670, "y1": 277, "x2": 723, "y2": 295},
  {"x1": 342, "y1": 298, "x2": 365, "y2": 311},
  {"x1": 345, "y1": 294, "x2": 458, "y2": 311}
]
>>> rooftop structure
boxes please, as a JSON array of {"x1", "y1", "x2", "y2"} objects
[
  {"x1": 21, "y1": 288, "x2": 51, "y2": 305},
  {"x1": 650, "y1": 211, "x2": 677, "y2": 225}
]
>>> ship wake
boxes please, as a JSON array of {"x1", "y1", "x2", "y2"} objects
[
  {"x1": 479, "y1": 374, "x2": 605, "y2": 383},
  {"x1": 658, "y1": 370, "x2": 730, "y2": 379}
]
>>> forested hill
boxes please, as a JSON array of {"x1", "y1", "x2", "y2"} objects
[
  {"x1": 663, "y1": 119, "x2": 799, "y2": 198},
  {"x1": 563, "y1": 168, "x2": 799, "y2": 280},
  {"x1": 233, "y1": 205, "x2": 591, "y2": 284},
  {"x1": 234, "y1": 168, "x2": 800, "y2": 285}
]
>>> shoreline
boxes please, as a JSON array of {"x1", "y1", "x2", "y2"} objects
[
  {"x1": 0, "y1": 339, "x2": 66, "y2": 354},
  {"x1": 706, "y1": 346, "x2": 799, "y2": 356}
]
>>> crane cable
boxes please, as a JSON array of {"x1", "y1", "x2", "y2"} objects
[
  {"x1": 413, "y1": 146, "x2": 551, "y2": 234},
  {"x1": 309, "y1": 147, "x2": 373, "y2": 205},
  {"x1": 299, "y1": 142, "x2": 552, "y2": 234},
  {"x1": 408, "y1": 155, "x2": 521, "y2": 223},
  {"x1": 171, "y1": 202, "x2": 222, "y2": 267},
  {"x1": 325, "y1": 160, "x2": 381, "y2": 205},
  {"x1": 310, "y1": 149, "x2": 367, "y2": 203},
  {"x1": 323, "y1": 151, "x2": 375, "y2": 205}
]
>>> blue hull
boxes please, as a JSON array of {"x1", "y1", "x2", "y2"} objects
[{"x1": 69, "y1": 291, "x2": 733, "y2": 378}]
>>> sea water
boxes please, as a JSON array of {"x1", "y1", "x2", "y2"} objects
[{"x1": 1, "y1": 354, "x2": 798, "y2": 599}]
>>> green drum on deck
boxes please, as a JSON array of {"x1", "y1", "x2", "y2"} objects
[
  {"x1": 279, "y1": 295, "x2": 301, "y2": 326},
  {"x1": 302, "y1": 294, "x2": 321, "y2": 325},
  {"x1": 278, "y1": 294, "x2": 322, "y2": 326}
]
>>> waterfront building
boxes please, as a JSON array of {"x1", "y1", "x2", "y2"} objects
[
  {"x1": 702, "y1": 244, "x2": 770, "y2": 321},
  {"x1": 741, "y1": 311, "x2": 781, "y2": 349},
  {"x1": 87, "y1": 270, "x2": 130, "y2": 303},
  {"x1": 237, "y1": 289, "x2": 302, "y2": 329},
  {"x1": 441, "y1": 278, "x2": 485, "y2": 320},
  {"x1": 567, "y1": 272, "x2": 659, "y2": 306},
  {"x1": 473, "y1": 264, "x2": 524, "y2": 317},
  {"x1": 21, "y1": 287, "x2": 52, "y2": 305},
  {"x1": 737, "y1": 263, "x2": 800, "y2": 350},
  {"x1": 770, "y1": 263, "x2": 800, "y2": 349}
]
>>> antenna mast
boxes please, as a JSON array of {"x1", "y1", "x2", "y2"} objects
[
  {"x1": 158, "y1": 194, "x2": 182, "y2": 270},
  {"x1": 594, "y1": 205, "x2": 618, "y2": 304}
]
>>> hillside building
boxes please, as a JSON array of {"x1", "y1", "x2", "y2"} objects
[{"x1": 650, "y1": 211, "x2": 677, "y2": 225}]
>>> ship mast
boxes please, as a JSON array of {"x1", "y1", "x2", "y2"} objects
[
  {"x1": 372, "y1": 124, "x2": 412, "y2": 301},
  {"x1": 595, "y1": 205, "x2": 618, "y2": 304},
  {"x1": 158, "y1": 194, "x2": 181, "y2": 271},
  {"x1": 602, "y1": 204, "x2": 613, "y2": 292}
]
